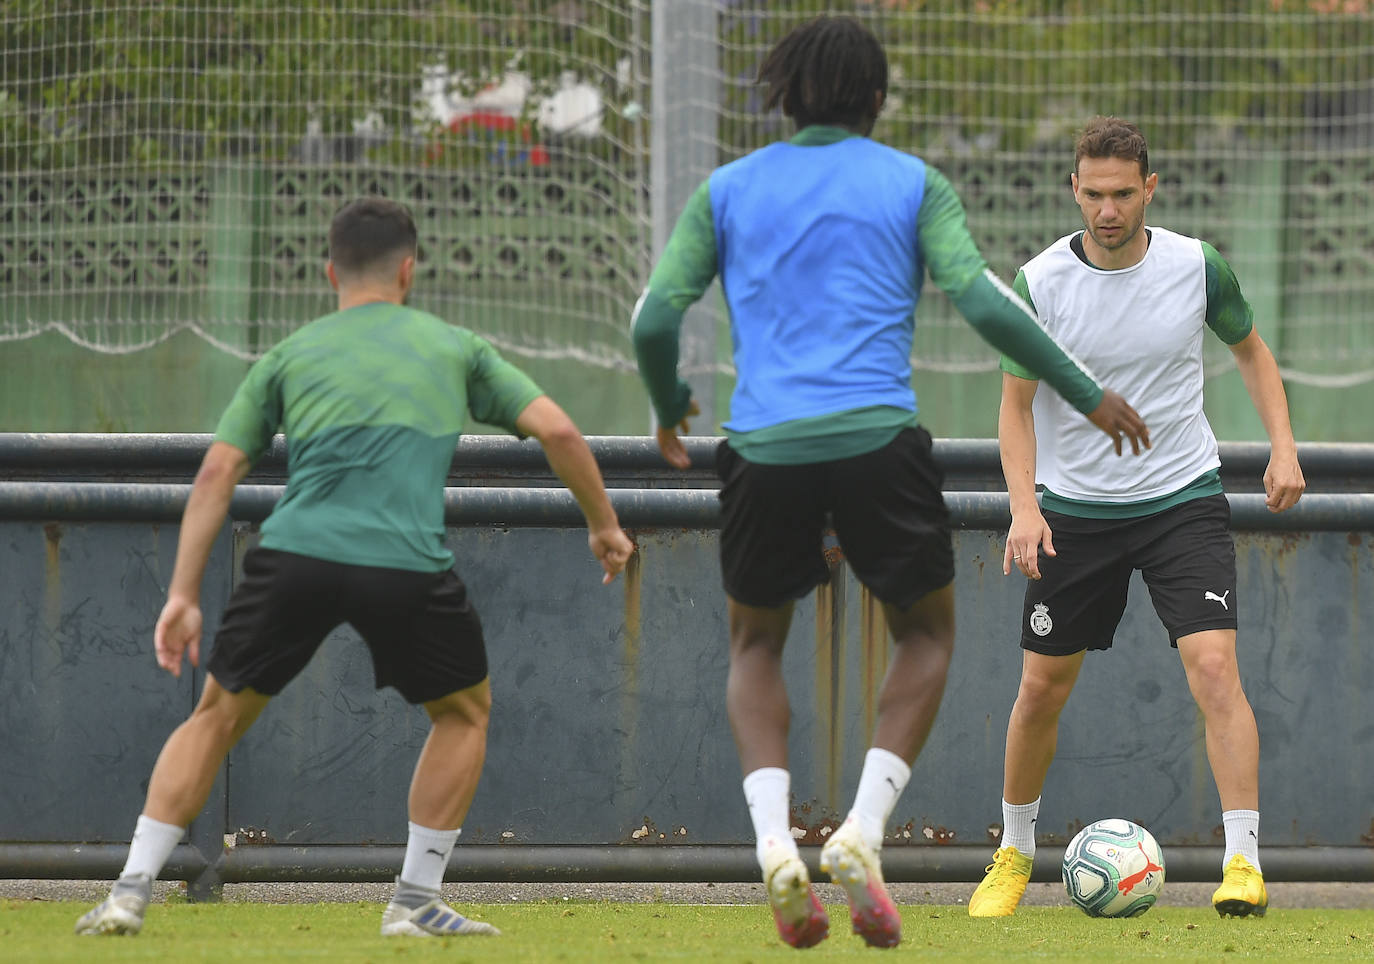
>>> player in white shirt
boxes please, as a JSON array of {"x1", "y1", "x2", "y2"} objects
[{"x1": 968, "y1": 117, "x2": 1305, "y2": 920}]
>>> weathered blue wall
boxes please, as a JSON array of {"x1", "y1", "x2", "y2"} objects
[
  {"x1": 3, "y1": 519, "x2": 1371, "y2": 855},
  {"x1": 1, "y1": 436, "x2": 1372, "y2": 889}
]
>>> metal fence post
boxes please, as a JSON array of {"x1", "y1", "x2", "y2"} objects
[{"x1": 650, "y1": 0, "x2": 720, "y2": 432}]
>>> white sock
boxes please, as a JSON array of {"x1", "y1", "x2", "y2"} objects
[
  {"x1": 1001, "y1": 798, "x2": 1040, "y2": 858},
  {"x1": 1222, "y1": 809, "x2": 1260, "y2": 871},
  {"x1": 846, "y1": 747, "x2": 911, "y2": 851},
  {"x1": 119, "y1": 814, "x2": 185, "y2": 882},
  {"x1": 399, "y1": 822, "x2": 460, "y2": 893},
  {"x1": 743, "y1": 767, "x2": 797, "y2": 866}
]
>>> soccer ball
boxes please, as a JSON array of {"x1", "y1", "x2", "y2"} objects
[{"x1": 1061, "y1": 818, "x2": 1165, "y2": 918}]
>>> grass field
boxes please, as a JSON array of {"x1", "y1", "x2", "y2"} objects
[{"x1": 5, "y1": 899, "x2": 1373, "y2": 963}]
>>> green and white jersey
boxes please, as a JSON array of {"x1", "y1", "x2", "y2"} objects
[
  {"x1": 1001, "y1": 228, "x2": 1253, "y2": 515},
  {"x1": 215, "y1": 302, "x2": 543, "y2": 571}
]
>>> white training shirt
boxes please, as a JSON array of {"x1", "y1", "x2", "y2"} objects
[{"x1": 1015, "y1": 227, "x2": 1226, "y2": 503}]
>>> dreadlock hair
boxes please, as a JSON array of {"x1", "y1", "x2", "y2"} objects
[
  {"x1": 757, "y1": 15, "x2": 887, "y2": 132},
  {"x1": 1074, "y1": 116, "x2": 1150, "y2": 178},
  {"x1": 328, "y1": 196, "x2": 417, "y2": 281}
]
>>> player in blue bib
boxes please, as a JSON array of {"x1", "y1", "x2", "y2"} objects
[{"x1": 633, "y1": 16, "x2": 1151, "y2": 950}]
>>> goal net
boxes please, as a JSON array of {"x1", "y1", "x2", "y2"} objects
[
  {"x1": 3, "y1": 1, "x2": 1373, "y2": 391},
  {"x1": 718, "y1": 1, "x2": 1374, "y2": 386},
  {"x1": 0, "y1": 1, "x2": 652, "y2": 369}
]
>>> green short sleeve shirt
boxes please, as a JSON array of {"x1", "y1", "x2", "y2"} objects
[{"x1": 215, "y1": 302, "x2": 543, "y2": 571}]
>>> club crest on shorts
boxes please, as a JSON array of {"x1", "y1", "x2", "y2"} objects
[{"x1": 1030, "y1": 602, "x2": 1053, "y2": 637}]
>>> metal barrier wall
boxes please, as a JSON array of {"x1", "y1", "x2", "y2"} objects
[{"x1": 2, "y1": 435, "x2": 1372, "y2": 897}]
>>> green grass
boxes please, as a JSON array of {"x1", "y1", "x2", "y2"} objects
[{"x1": 6, "y1": 900, "x2": 1373, "y2": 962}]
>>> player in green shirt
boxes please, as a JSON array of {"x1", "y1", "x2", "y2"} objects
[{"x1": 76, "y1": 198, "x2": 635, "y2": 939}]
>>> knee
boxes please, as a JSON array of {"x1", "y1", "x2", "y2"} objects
[
  {"x1": 885, "y1": 593, "x2": 955, "y2": 663},
  {"x1": 1186, "y1": 653, "x2": 1242, "y2": 705},
  {"x1": 1015, "y1": 672, "x2": 1073, "y2": 719},
  {"x1": 892, "y1": 621, "x2": 954, "y2": 656},
  {"x1": 190, "y1": 686, "x2": 264, "y2": 739},
  {"x1": 729, "y1": 630, "x2": 786, "y2": 664},
  {"x1": 889, "y1": 628, "x2": 954, "y2": 683}
]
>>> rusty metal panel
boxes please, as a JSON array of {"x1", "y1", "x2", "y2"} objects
[
  {"x1": 897, "y1": 530, "x2": 1374, "y2": 851},
  {"x1": 0, "y1": 521, "x2": 233, "y2": 841},
  {"x1": 221, "y1": 526, "x2": 751, "y2": 847},
  {"x1": 214, "y1": 525, "x2": 1374, "y2": 851},
  {"x1": 2, "y1": 506, "x2": 1371, "y2": 854}
]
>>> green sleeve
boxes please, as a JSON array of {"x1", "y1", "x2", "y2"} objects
[
  {"x1": 465, "y1": 335, "x2": 546, "y2": 433},
  {"x1": 916, "y1": 167, "x2": 988, "y2": 299},
  {"x1": 632, "y1": 180, "x2": 717, "y2": 427},
  {"x1": 213, "y1": 353, "x2": 283, "y2": 463},
  {"x1": 998, "y1": 271, "x2": 1039, "y2": 380},
  {"x1": 951, "y1": 270, "x2": 1102, "y2": 414},
  {"x1": 1201, "y1": 241, "x2": 1254, "y2": 345},
  {"x1": 918, "y1": 170, "x2": 1100, "y2": 412}
]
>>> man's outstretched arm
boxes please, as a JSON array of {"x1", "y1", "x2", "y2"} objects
[
  {"x1": 155, "y1": 441, "x2": 253, "y2": 677},
  {"x1": 632, "y1": 181, "x2": 718, "y2": 468},
  {"x1": 1229, "y1": 330, "x2": 1305, "y2": 513},
  {"x1": 516, "y1": 396, "x2": 636, "y2": 582},
  {"x1": 919, "y1": 167, "x2": 1149, "y2": 455}
]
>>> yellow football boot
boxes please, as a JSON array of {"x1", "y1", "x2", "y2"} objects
[
  {"x1": 1212, "y1": 854, "x2": 1268, "y2": 917},
  {"x1": 968, "y1": 846, "x2": 1033, "y2": 918}
]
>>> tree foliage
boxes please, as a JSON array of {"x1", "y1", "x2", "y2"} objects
[
  {"x1": 719, "y1": 0, "x2": 1374, "y2": 156},
  {"x1": 3, "y1": 1, "x2": 1372, "y2": 171},
  {"x1": 0, "y1": 0, "x2": 642, "y2": 170}
]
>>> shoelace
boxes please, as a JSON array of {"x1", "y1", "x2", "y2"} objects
[
  {"x1": 1223, "y1": 858, "x2": 1260, "y2": 883},
  {"x1": 982, "y1": 850, "x2": 1026, "y2": 891}
]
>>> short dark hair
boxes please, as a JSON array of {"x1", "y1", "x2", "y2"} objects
[
  {"x1": 757, "y1": 15, "x2": 887, "y2": 130},
  {"x1": 1074, "y1": 116, "x2": 1150, "y2": 178},
  {"x1": 328, "y1": 197, "x2": 417, "y2": 278}
]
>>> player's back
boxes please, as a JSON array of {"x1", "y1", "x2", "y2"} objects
[
  {"x1": 219, "y1": 302, "x2": 540, "y2": 572},
  {"x1": 272, "y1": 302, "x2": 472, "y2": 448},
  {"x1": 707, "y1": 134, "x2": 928, "y2": 431}
]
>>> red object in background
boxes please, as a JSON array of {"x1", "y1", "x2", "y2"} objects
[{"x1": 427, "y1": 111, "x2": 550, "y2": 166}]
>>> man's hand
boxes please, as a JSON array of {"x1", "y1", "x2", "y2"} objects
[
  {"x1": 1004, "y1": 511, "x2": 1056, "y2": 581},
  {"x1": 655, "y1": 398, "x2": 701, "y2": 469},
  {"x1": 591, "y1": 526, "x2": 637, "y2": 584},
  {"x1": 1263, "y1": 452, "x2": 1305, "y2": 513},
  {"x1": 154, "y1": 595, "x2": 202, "y2": 678},
  {"x1": 1086, "y1": 389, "x2": 1150, "y2": 456}
]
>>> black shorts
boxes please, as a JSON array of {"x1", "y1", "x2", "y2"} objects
[
  {"x1": 1019, "y1": 494, "x2": 1237, "y2": 655},
  {"x1": 716, "y1": 426, "x2": 954, "y2": 610},
  {"x1": 206, "y1": 547, "x2": 488, "y2": 704}
]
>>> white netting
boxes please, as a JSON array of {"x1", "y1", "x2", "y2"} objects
[
  {"x1": 0, "y1": 1, "x2": 652, "y2": 366},
  {"x1": 4, "y1": 1, "x2": 1374, "y2": 388},
  {"x1": 717, "y1": 1, "x2": 1374, "y2": 385}
]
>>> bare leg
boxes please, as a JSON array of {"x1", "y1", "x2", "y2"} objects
[
  {"x1": 1003, "y1": 649, "x2": 1086, "y2": 804},
  {"x1": 1178, "y1": 628, "x2": 1266, "y2": 914},
  {"x1": 871, "y1": 583, "x2": 956, "y2": 763},
  {"x1": 1176, "y1": 629, "x2": 1258, "y2": 811},
  {"x1": 381, "y1": 679, "x2": 502, "y2": 937},
  {"x1": 409, "y1": 679, "x2": 492, "y2": 829},
  {"x1": 144, "y1": 675, "x2": 270, "y2": 826},
  {"x1": 724, "y1": 598, "x2": 829, "y2": 947},
  {"x1": 967, "y1": 648, "x2": 1086, "y2": 917},
  {"x1": 75, "y1": 676, "x2": 268, "y2": 935},
  {"x1": 726, "y1": 599, "x2": 795, "y2": 774}
]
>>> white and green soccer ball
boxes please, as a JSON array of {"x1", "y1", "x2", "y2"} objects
[{"x1": 1061, "y1": 818, "x2": 1165, "y2": 918}]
